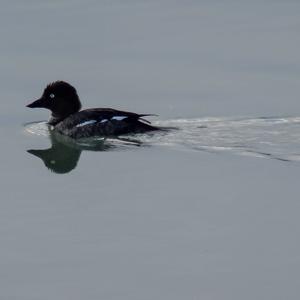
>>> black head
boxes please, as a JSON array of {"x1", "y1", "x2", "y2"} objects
[{"x1": 27, "y1": 81, "x2": 82, "y2": 119}]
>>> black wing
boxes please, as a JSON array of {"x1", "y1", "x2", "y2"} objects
[{"x1": 60, "y1": 108, "x2": 156, "y2": 129}]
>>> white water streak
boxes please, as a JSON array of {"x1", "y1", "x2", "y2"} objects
[{"x1": 25, "y1": 117, "x2": 300, "y2": 162}]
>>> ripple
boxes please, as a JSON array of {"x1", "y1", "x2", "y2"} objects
[
  {"x1": 24, "y1": 121, "x2": 49, "y2": 137},
  {"x1": 148, "y1": 116, "x2": 300, "y2": 162}
]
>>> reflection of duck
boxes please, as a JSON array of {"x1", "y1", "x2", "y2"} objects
[{"x1": 27, "y1": 129, "x2": 125, "y2": 174}]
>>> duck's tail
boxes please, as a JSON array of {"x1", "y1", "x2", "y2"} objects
[{"x1": 135, "y1": 120, "x2": 178, "y2": 133}]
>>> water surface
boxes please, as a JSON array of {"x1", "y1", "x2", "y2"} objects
[{"x1": 1, "y1": 1, "x2": 300, "y2": 300}]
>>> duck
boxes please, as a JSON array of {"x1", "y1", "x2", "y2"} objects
[{"x1": 27, "y1": 81, "x2": 159, "y2": 139}]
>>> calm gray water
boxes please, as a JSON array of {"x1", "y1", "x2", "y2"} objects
[{"x1": 1, "y1": 1, "x2": 300, "y2": 299}]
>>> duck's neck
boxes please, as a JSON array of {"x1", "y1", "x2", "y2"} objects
[{"x1": 48, "y1": 114, "x2": 65, "y2": 126}]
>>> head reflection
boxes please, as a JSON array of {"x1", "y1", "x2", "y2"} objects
[{"x1": 27, "y1": 130, "x2": 115, "y2": 174}]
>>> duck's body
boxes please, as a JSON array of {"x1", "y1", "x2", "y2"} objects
[
  {"x1": 52, "y1": 108, "x2": 158, "y2": 139},
  {"x1": 27, "y1": 81, "x2": 159, "y2": 139}
]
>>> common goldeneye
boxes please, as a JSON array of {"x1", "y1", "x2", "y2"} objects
[{"x1": 27, "y1": 81, "x2": 159, "y2": 139}]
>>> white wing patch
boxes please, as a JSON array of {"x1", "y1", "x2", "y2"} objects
[
  {"x1": 112, "y1": 116, "x2": 128, "y2": 121},
  {"x1": 76, "y1": 120, "x2": 97, "y2": 127},
  {"x1": 76, "y1": 116, "x2": 127, "y2": 128}
]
